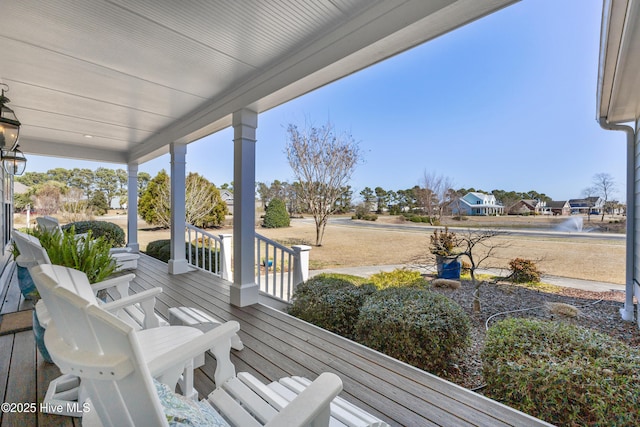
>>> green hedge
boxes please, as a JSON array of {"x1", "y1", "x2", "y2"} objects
[
  {"x1": 355, "y1": 287, "x2": 470, "y2": 374},
  {"x1": 288, "y1": 274, "x2": 375, "y2": 340},
  {"x1": 482, "y1": 318, "x2": 640, "y2": 426},
  {"x1": 145, "y1": 239, "x2": 221, "y2": 272},
  {"x1": 62, "y1": 221, "x2": 125, "y2": 247}
]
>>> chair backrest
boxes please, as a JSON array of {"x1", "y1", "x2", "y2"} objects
[
  {"x1": 30, "y1": 264, "x2": 101, "y2": 349},
  {"x1": 13, "y1": 229, "x2": 51, "y2": 265},
  {"x1": 36, "y1": 215, "x2": 62, "y2": 232},
  {"x1": 33, "y1": 264, "x2": 168, "y2": 427}
]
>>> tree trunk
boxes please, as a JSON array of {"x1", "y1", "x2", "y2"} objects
[{"x1": 472, "y1": 283, "x2": 481, "y2": 313}]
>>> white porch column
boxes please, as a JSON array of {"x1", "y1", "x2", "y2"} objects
[
  {"x1": 168, "y1": 142, "x2": 191, "y2": 274},
  {"x1": 231, "y1": 109, "x2": 259, "y2": 307},
  {"x1": 126, "y1": 163, "x2": 140, "y2": 252}
]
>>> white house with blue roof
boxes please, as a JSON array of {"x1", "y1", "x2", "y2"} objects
[{"x1": 451, "y1": 192, "x2": 504, "y2": 216}]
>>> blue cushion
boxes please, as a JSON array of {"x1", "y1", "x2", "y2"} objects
[{"x1": 154, "y1": 379, "x2": 230, "y2": 427}]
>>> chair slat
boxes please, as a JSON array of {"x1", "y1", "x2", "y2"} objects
[{"x1": 209, "y1": 388, "x2": 262, "y2": 427}]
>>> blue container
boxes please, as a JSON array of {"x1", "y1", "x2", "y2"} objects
[
  {"x1": 17, "y1": 266, "x2": 39, "y2": 300},
  {"x1": 441, "y1": 260, "x2": 461, "y2": 280},
  {"x1": 32, "y1": 311, "x2": 53, "y2": 363}
]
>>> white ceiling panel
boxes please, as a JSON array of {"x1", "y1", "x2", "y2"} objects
[{"x1": 0, "y1": 0, "x2": 518, "y2": 165}]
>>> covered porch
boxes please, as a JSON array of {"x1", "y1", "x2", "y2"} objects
[{"x1": 0, "y1": 253, "x2": 551, "y2": 426}]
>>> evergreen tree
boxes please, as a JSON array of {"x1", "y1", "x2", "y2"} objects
[{"x1": 263, "y1": 198, "x2": 290, "y2": 228}]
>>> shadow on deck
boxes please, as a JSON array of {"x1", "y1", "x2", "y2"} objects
[{"x1": 0, "y1": 254, "x2": 551, "y2": 426}]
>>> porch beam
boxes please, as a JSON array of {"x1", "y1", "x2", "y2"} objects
[
  {"x1": 231, "y1": 109, "x2": 259, "y2": 307},
  {"x1": 168, "y1": 142, "x2": 190, "y2": 274},
  {"x1": 126, "y1": 163, "x2": 140, "y2": 252}
]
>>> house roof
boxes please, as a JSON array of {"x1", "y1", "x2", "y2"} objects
[
  {"x1": 1, "y1": 0, "x2": 517, "y2": 166},
  {"x1": 546, "y1": 200, "x2": 569, "y2": 208},
  {"x1": 597, "y1": 0, "x2": 640, "y2": 123}
]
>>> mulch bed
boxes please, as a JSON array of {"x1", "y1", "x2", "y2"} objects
[{"x1": 430, "y1": 278, "x2": 639, "y2": 389}]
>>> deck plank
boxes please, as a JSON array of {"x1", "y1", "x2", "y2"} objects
[{"x1": 3, "y1": 331, "x2": 37, "y2": 427}]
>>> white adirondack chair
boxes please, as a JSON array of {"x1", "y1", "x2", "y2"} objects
[
  {"x1": 38, "y1": 264, "x2": 343, "y2": 427},
  {"x1": 35, "y1": 215, "x2": 139, "y2": 270},
  {"x1": 12, "y1": 230, "x2": 157, "y2": 329}
]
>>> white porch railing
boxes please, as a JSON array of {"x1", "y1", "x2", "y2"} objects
[
  {"x1": 185, "y1": 225, "x2": 310, "y2": 302},
  {"x1": 185, "y1": 225, "x2": 232, "y2": 280},
  {"x1": 255, "y1": 233, "x2": 311, "y2": 302}
]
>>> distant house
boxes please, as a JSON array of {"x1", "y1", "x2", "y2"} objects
[
  {"x1": 508, "y1": 199, "x2": 546, "y2": 215},
  {"x1": 543, "y1": 201, "x2": 571, "y2": 216},
  {"x1": 568, "y1": 197, "x2": 604, "y2": 215},
  {"x1": 220, "y1": 189, "x2": 233, "y2": 214},
  {"x1": 451, "y1": 192, "x2": 504, "y2": 216}
]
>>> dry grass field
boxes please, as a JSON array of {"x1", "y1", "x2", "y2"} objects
[
  {"x1": 15, "y1": 212, "x2": 626, "y2": 284},
  {"x1": 257, "y1": 216, "x2": 626, "y2": 284}
]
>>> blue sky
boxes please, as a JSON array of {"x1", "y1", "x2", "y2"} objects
[{"x1": 26, "y1": 0, "x2": 625, "y2": 202}]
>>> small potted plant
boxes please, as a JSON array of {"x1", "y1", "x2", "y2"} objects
[{"x1": 429, "y1": 227, "x2": 461, "y2": 279}]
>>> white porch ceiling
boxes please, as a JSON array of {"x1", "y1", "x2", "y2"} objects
[
  {"x1": 598, "y1": 0, "x2": 640, "y2": 124},
  {"x1": 1, "y1": 0, "x2": 517, "y2": 165}
]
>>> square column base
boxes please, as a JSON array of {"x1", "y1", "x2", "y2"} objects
[
  {"x1": 230, "y1": 282, "x2": 259, "y2": 307},
  {"x1": 168, "y1": 259, "x2": 193, "y2": 275}
]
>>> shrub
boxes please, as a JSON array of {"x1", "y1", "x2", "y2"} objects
[
  {"x1": 482, "y1": 318, "x2": 640, "y2": 426},
  {"x1": 352, "y1": 205, "x2": 378, "y2": 221},
  {"x1": 429, "y1": 227, "x2": 457, "y2": 257},
  {"x1": 146, "y1": 239, "x2": 172, "y2": 262},
  {"x1": 368, "y1": 269, "x2": 428, "y2": 289},
  {"x1": 288, "y1": 274, "x2": 375, "y2": 340},
  {"x1": 263, "y1": 198, "x2": 290, "y2": 228},
  {"x1": 145, "y1": 239, "x2": 220, "y2": 272},
  {"x1": 355, "y1": 287, "x2": 470, "y2": 374},
  {"x1": 63, "y1": 221, "x2": 126, "y2": 247},
  {"x1": 508, "y1": 258, "x2": 541, "y2": 283}
]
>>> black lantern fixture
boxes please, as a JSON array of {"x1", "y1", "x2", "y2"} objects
[
  {"x1": 0, "y1": 84, "x2": 20, "y2": 151},
  {"x1": 0, "y1": 84, "x2": 26, "y2": 175},
  {"x1": 2, "y1": 145, "x2": 27, "y2": 176}
]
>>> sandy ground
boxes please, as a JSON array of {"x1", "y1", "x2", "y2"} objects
[{"x1": 15, "y1": 212, "x2": 626, "y2": 284}]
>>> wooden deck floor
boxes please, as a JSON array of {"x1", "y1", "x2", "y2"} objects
[{"x1": 0, "y1": 254, "x2": 552, "y2": 426}]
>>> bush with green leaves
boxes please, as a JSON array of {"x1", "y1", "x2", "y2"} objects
[
  {"x1": 288, "y1": 274, "x2": 375, "y2": 340},
  {"x1": 355, "y1": 287, "x2": 470, "y2": 374},
  {"x1": 368, "y1": 269, "x2": 428, "y2": 289},
  {"x1": 31, "y1": 227, "x2": 116, "y2": 284},
  {"x1": 508, "y1": 258, "x2": 541, "y2": 283},
  {"x1": 352, "y1": 205, "x2": 378, "y2": 221},
  {"x1": 263, "y1": 198, "x2": 290, "y2": 228},
  {"x1": 145, "y1": 239, "x2": 221, "y2": 272},
  {"x1": 63, "y1": 220, "x2": 126, "y2": 247},
  {"x1": 146, "y1": 239, "x2": 172, "y2": 262},
  {"x1": 89, "y1": 191, "x2": 110, "y2": 215},
  {"x1": 482, "y1": 318, "x2": 640, "y2": 426}
]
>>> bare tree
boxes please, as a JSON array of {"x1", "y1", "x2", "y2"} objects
[
  {"x1": 32, "y1": 181, "x2": 65, "y2": 215},
  {"x1": 420, "y1": 171, "x2": 454, "y2": 223},
  {"x1": 592, "y1": 172, "x2": 617, "y2": 221},
  {"x1": 60, "y1": 187, "x2": 92, "y2": 222},
  {"x1": 286, "y1": 121, "x2": 362, "y2": 246},
  {"x1": 457, "y1": 229, "x2": 506, "y2": 313}
]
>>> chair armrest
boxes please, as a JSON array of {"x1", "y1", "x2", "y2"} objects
[
  {"x1": 148, "y1": 321, "x2": 240, "y2": 386},
  {"x1": 91, "y1": 273, "x2": 136, "y2": 301},
  {"x1": 109, "y1": 247, "x2": 132, "y2": 254},
  {"x1": 101, "y1": 288, "x2": 162, "y2": 312},
  {"x1": 266, "y1": 373, "x2": 343, "y2": 427}
]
